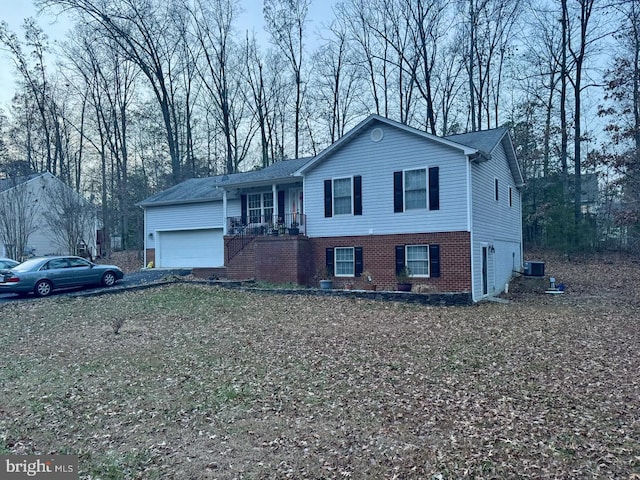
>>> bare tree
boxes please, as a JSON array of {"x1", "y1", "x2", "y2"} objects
[
  {"x1": 264, "y1": 0, "x2": 309, "y2": 159},
  {"x1": 0, "y1": 19, "x2": 56, "y2": 173},
  {"x1": 462, "y1": 0, "x2": 521, "y2": 130},
  {"x1": 314, "y1": 18, "x2": 363, "y2": 143},
  {"x1": 38, "y1": 0, "x2": 186, "y2": 185},
  {"x1": 190, "y1": 0, "x2": 252, "y2": 173},
  {"x1": 0, "y1": 175, "x2": 40, "y2": 260},
  {"x1": 44, "y1": 180, "x2": 96, "y2": 257}
]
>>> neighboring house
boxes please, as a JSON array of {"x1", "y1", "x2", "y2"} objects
[
  {"x1": 139, "y1": 115, "x2": 524, "y2": 302},
  {"x1": 0, "y1": 172, "x2": 97, "y2": 259}
]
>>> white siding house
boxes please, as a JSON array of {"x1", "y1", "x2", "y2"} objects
[
  {"x1": 0, "y1": 172, "x2": 97, "y2": 260},
  {"x1": 139, "y1": 115, "x2": 524, "y2": 302}
]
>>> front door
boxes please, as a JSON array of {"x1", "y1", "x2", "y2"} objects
[
  {"x1": 482, "y1": 246, "x2": 488, "y2": 296},
  {"x1": 290, "y1": 189, "x2": 304, "y2": 226}
]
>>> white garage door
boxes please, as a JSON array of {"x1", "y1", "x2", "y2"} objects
[{"x1": 157, "y1": 229, "x2": 223, "y2": 267}]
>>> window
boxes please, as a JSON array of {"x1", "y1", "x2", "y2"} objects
[
  {"x1": 394, "y1": 167, "x2": 439, "y2": 212},
  {"x1": 45, "y1": 258, "x2": 68, "y2": 270},
  {"x1": 326, "y1": 247, "x2": 363, "y2": 277},
  {"x1": 333, "y1": 178, "x2": 352, "y2": 215},
  {"x1": 495, "y1": 178, "x2": 499, "y2": 201},
  {"x1": 247, "y1": 192, "x2": 273, "y2": 223},
  {"x1": 405, "y1": 169, "x2": 427, "y2": 210},
  {"x1": 68, "y1": 257, "x2": 90, "y2": 268},
  {"x1": 264, "y1": 192, "x2": 274, "y2": 220},
  {"x1": 509, "y1": 187, "x2": 513, "y2": 207},
  {"x1": 395, "y1": 244, "x2": 440, "y2": 278},
  {"x1": 324, "y1": 176, "x2": 362, "y2": 217},
  {"x1": 248, "y1": 194, "x2": 261, "y2": 223},
  {"x1": 335, "y1": 247, "x2": 355, "y2": 276},
  {"x1": 406, "y1": 245, "x2": 429, "y2": 277}
]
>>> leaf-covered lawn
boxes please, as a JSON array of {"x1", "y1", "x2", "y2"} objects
[{"x1": 1, "y1": 255, "x2": 639, "y2": 479}]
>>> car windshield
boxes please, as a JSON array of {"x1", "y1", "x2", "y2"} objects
[{"x1": 12, "y1": 258, "x2": 47, "y2": 272}]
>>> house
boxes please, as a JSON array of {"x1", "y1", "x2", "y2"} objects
[
  {"x1": 0, "y1": 172, "x2": 98, "y2": 260},
  {"x1": 139, "y1": 115, "x2": 524, "y2": 302}
]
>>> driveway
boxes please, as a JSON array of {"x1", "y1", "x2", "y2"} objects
[{"x1": 0, "y1": 268, "x2": 192, "y2": 303}]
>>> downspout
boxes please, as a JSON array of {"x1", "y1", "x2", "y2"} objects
[{"x1": 467, "y1": 156, "x2": 476, "y2": 302}]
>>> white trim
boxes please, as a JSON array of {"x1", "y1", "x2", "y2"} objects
[
  {"x1": 143, "y1": 208, "x2": 148, "y2": 267},
  {"x1": 331, "y1": 176, "x2": 354, "y2": 216},
  {"x1": 222, "y1": 190, "x2": 228, "y2": 234},
  {"x1": 334, "y1": 246, "x2": 355, "y2": 277},
  {"x1": 402, "y1": 166, "x2": 429, "y2": 211},
  {"x1": 272, "y1": 184, "x2": 278, "y2": 224},
  {"x1": 405, "y1": 244, "x2": 430, "y2": 278}
]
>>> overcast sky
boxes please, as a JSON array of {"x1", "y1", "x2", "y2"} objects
[{"x1": 0, "y1": 0, "x2": 336, "y2": 109}]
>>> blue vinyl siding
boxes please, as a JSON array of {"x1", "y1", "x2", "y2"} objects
[
  {"x1": 145, "y1": 201, "x2": 227, "y2": 249},
  {"x1": 304, "y1": 123, "x2": 469, "y2": 237},
  {"x1": 470, "y1": 139, "x2": 522, "y2": 300}
]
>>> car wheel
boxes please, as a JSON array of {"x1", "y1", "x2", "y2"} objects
[
  {"x1": 34, "y1": 280, "x2": 53, "y2": 297},
  {"x1": 101, "y1": 272, "x2": 117, "y2": 287}
]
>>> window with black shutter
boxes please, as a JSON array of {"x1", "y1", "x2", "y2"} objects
[
  {"x1": 394, "y1": 172, "x2": 404, "y2": 212},
  {"x1": 429, "y1": 167, "x2": 439, "y2": 210},
  {"x1": 354, "y1": 247, "x2": 363, "y2": 277},
  {"x1": 325, "y1": 247, "x2": 334, "y2": 276},
  {"x1": 324, "y1": 180, "x2": 333, "y2": 217},
  {"x1": 353, "y1": 176, "x2": 362, "y2": 216},
  {"x1": 429, "y1": 244, "x2": 440, "y2": 277}
]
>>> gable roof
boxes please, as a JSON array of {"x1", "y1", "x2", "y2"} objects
[
  {"x1": 444, "y1": 128, "x2": 507, "y2": 155},
  {"x1": 295, "y1": 114, "x2": 524, "y2": 187},
  {"x1": 296, "y1": 115, "x2": 482, "y2": 175},
  {"x1": 0, "y1": 172, "x2": 51, "y2": 194},
  {"x1": 137, "y1": 157, "x2": 313, "y2": 207},
  {"x1": 446, "y1": 128, "x2": 525, "y2": 187}
]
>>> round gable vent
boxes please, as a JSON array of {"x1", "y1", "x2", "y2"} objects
[{"x1": 371, "y1": 127, "x2": 384, "y2": 142}]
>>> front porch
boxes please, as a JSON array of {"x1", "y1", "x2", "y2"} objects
[
  {"x1": 226, "y1": 212, "x2": 307, "y2": 237},
  {"x1": 224, "y1": 232, "x2": 314, "y2": 286}
]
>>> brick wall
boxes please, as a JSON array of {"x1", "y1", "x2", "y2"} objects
[
  {"x1": 309, "y1": 232, "x2": 472, "y2": 292},
  {"x1": 225, "y1": 235, "x2": 314, "y2": 284},
  {"x1": 225, "y1": 238, "x2": 257, "y2": 280},
  {"x1": 254, "y1": 236, "x2": 313, "y2": 285}
]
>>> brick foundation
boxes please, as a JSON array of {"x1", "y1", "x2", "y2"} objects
[
  {"x1": 224, "y1": 235, "x2": 314, "y2": 285},
  {"x1": 164, "y1": 231, "x2": 472, "y2": 294},
  {"x1": 309, "y1": 232, "x2": 472, "y2": 292}
]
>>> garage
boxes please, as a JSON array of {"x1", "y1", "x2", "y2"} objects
[{"x1": 157, "y1": 229, "x2": 223, "y2": 267}]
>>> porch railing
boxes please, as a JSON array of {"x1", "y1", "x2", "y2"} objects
[
  {"x1": 225, "y1": 213, "x2": 307, "y2": 262},
  {"x1": 226, "y1": 213, "x2": 306, "y2": 236}
]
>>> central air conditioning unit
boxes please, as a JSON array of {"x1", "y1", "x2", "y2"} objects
[{"x1": 523, "y1": 261, "x2": 545, "y2": 277}]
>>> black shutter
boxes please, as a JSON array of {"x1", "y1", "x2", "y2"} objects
[
  {"x1": 324, "y1": 180, "x2": 333, "y2": 217},
  {"x1": 240, "y1": 194, "x2": 247, "y2": 225},
  {"x1": 394, "y1": 171, "x2": 403, "y2": 212},
  {"x1": 429, "y1": 167, "x2": 440, "y2": 210},
  {"x1": 395, "y1": 245, "x2": 405, "y2": 275},
  {"x1": 429, "y1": 244, "x2": 440, "y2": 278},
  {"x1": 353, "y1": 176, "x2": 362, "y2": 216},
  {"x1": 354, "y1": 247, "x2": 363, "y2": 277},
  {"x1": 325, "y1": 247, "x2": 334, "y2": 276},
  {"x1": 277, "y1": 190, "x2": 285, "y2": 223}
]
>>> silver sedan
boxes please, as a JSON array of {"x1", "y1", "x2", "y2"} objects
[{"x1": 0, "y1": 256, "x2": 124, "y2": 297}]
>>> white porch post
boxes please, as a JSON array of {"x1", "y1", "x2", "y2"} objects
[
  {"x1": 222, "y1": 189, "x2": 228, "y2": 235},
  {"x1": 272, "y1": 184, "x2": 278, "y2": 225}
]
